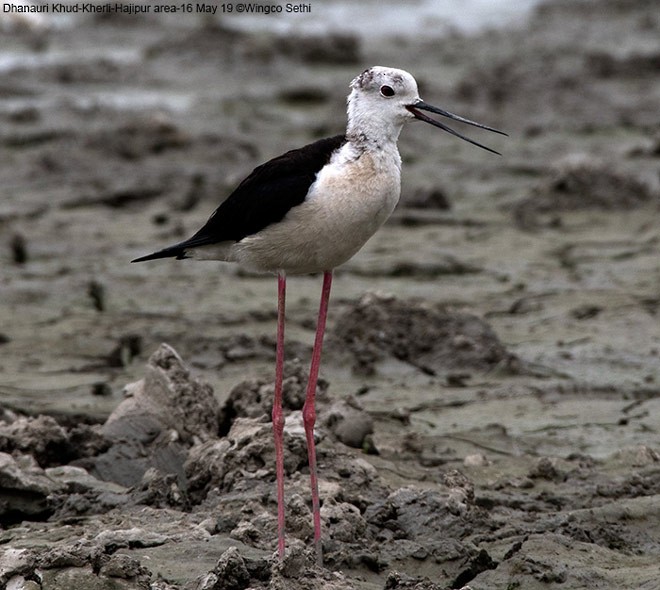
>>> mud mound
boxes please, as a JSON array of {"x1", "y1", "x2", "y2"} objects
[
  {"x1": 0, "y1": 452, "x2": 63, "y2": 523},
  {"x1": 187, "y1": 409, "x2": 374, "y2": 497},
  {"x1": 362, "y1": 480, "x2": 497, "y2": 584},
  {"x1": 1, "y1": 543, "x2": 153, "y2": 590},
  {"x1": 0, "y1": 414, "x2": 108, "y2": 468},
  {"x1": 90, "y1": 343, "x2": 220, "y2": 488},
  {"x1": 184, "y1": 413, "x2": 388, "y2": 558},
  {"x1": 329, "y1": 294, "x2": 516, "y2": 376},
  {"x1": 186, "y1": 416, "x2": 492, "y2": 579},
  {"x1": 185, "y1": 416, "x2": 310, "y2": 502},
  {"x1": 217, "y1": 358, "x2": 373, "y2": 451},
  {"x1": 169, "y1": 543, "x2": 360, "y2": 590},
  {"x1": 0, "y1": 414, "x2": 112, "y2": 523},
  {"x1": 218, "y1": 359, "x2": 326, "y2": 433},
  {"x1": 513, "y1": 155, "x2": 659, "y2": 229},
  {"x1": 0, "y1": 344, "x2": 224, "y2": 521},
  {"x1": 195, "y1": 541, "x2": 492, "y2": 590}
]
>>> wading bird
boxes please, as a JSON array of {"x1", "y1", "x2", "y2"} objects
[{"x1": 132, "y1": 66, "x2": 505, "y2": 564}]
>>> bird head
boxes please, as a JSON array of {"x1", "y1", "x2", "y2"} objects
[{"x1": 347, "y1": 66, "x2": 506, "y2": 154}]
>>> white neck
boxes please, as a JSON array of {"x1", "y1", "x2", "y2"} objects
[{"x1": 345, "y1": 90, "x2": 404, "y2": 149}]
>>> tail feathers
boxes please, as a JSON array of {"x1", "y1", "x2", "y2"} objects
[{"x1": 131, "y1": 244, "x2": 188, "y2": 263}]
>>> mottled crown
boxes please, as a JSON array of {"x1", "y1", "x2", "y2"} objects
[{"x1": 350, "y1": 66, "x2": 415, "y2": 94}]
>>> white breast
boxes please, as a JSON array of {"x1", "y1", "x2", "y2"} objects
[{"x1": 230, "y1": 144, "x2": 401, "y2": 274}]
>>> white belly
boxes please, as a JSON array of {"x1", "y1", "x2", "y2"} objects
[{"x1": 230, "y1": 149, "x2": 401, "y2": 274}]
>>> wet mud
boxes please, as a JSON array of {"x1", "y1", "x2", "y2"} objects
[{"x1": 1, "y1": 1, "x2": 660, "y2": 588}]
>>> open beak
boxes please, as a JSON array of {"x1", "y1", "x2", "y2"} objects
[{"x1": 406, "y1": 100, "x2": 507, "y2": 155}]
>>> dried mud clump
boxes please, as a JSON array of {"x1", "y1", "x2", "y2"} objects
[
  {"x1": 0, "y1": 452, "x2": 63, "y2": 523},
  {"x1": 185, "y1": 416, "x2": 309, "y2": 504},
  {"x1": 193, "y1": 543, "x2": 358, "y2": 590},
  {"x1": 0, "y1": 414, "x2": 107, "y2": 468},
  {"x1": 514, "y1": 154, "x2": 659, "y2": 229},
  {"x1": 384, "y1": 571, "x2": 447, "y2": 589},
  {"x1": 107, "y1": 343, "x2": 220, "y2": 445},
  {"x1": 0, "y1": 417, "x2": 114, "y2": 523},
  {"x1": 321, "y1": 397, "x2": 374, "y2": 450},
  {"x1": 0, "y1": 416, "x2": 82, "y2": 467},
  {"x1": 90, "y1": 343, "x2": 221, "y2": 488},
  {"x1": 218, "y1": 358, "x2": 374, "y2": 451},
  {"x1": 218, "y1": 359, "x2": 325, "y2": 435},
  {"x1": 362, "y1": 477, "x2": 496, "y2": 585},
  {"x1": 1, "y1": 539, "x2": 155, "y2": 589},
  {"x1": 329, "y1": 293, "x2": 517, "y2": 376}
]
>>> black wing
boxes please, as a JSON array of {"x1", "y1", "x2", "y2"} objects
[{"x1": 132, "y1": 134, "x2": 346, "y2": 262}]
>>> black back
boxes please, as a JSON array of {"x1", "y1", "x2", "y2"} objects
[{"x1": 132, "y1": 134, "x2": 346, "y2": 262}]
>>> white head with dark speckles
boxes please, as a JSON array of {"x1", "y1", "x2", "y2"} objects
[{"x1": 346, "y1": 66, "x2": 507, "y2": 154}]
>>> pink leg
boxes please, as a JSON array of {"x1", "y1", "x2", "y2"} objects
[
  {"x1": 272, "y1": 271, "x2": 287, "y2": 558},
  {"x1": 303, "y1": 270, "x2": 333, "y2": 566}
]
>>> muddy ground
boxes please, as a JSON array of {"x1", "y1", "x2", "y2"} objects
[{"x1": 1, "y1": 1, "x2": 660, "y2": 588}]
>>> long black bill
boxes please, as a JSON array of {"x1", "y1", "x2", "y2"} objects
[{"x1": 406, "y1": 100, "x2": 507, "y2": 156}]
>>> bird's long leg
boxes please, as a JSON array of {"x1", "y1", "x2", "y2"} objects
[
  {"x1": 302, "y1": 269, "x2": 333, "y2": 566},
  {"x1": 272, "y1": 271, "x2": 287, "y2": 559}
]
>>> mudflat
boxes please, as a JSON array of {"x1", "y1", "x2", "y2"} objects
[{"x1": 1, "y1": 1, "x2": 659, "y2": 588}]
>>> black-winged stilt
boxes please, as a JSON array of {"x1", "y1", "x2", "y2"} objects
[{"x1": 132, "y1": 66, "x2": 505, "y2": 563}]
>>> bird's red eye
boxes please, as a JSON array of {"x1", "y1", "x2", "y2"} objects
[{"x1": 380, "y1": 85, "x2": 395, "y2": 97}]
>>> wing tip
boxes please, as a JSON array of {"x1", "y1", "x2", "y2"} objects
[{"x1": 131, "y1": 247, "x2": 187, "y2": 263}]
